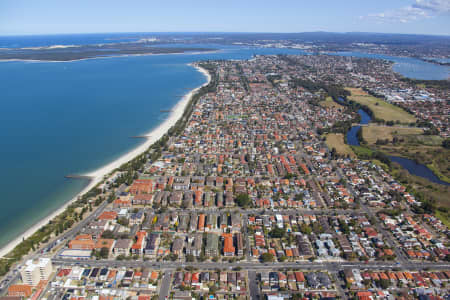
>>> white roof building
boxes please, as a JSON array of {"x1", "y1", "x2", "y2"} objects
[{"x1": 20, "y1": 257, "x2": 53, "y2": 286}]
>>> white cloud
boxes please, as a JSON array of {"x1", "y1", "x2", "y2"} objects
[
  {"x1": 361, "y1": 0, "x2": 450, "y2": 23},
  {"x1": 413, "y1": 0, "x2": 450, "y2": 13}
]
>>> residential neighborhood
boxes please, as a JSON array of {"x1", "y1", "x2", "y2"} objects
[{"x1": 1, "y1": 55, "x2": 448, "y2": 300}]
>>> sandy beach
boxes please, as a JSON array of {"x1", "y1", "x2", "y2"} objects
[{"x1": 0, "y1": 64, "x2": 211, "y2": 258}]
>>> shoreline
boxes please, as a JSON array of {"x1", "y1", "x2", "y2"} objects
[{"x1": 0, "y1": 63, "x2": 211, "y2": 258}]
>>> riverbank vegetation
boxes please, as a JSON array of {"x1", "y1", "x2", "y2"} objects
[
  {"x1": 353, "y1": 122, "x2": 450, "y2": 222},
  {"x1": 390, "y1": 163, "x2": 450, "y2": 215},
  {"x1": 289, "y1": 78, "x2": 351, "y2": 103},
  {"x1": 350, "y1": 146, "x2": 392, "y2": 167},
  {"x1": 345, "y1": 88, "x2": 416, "y2": 124},
  {"x1": 361, "y1": 125, "x2": 450, "y2": 184}
]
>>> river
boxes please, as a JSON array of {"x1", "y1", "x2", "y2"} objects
[
  {"x1": 330, "y1": 51, "x2": 449, "y2": 80},
  {"x1": 346, "y1": 109, "x2": 450, "y2": 186}
]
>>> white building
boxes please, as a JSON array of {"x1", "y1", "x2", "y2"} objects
[{"x1": 20, "y1": 258, "x2": 53, "y2": 286}]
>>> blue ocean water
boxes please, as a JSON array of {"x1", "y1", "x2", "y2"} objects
[
  {"x1": 0, "y1": 33, "x2": 129, "y2": 48},
  {"x1": 0, "y1": 57, "x2": 207, "y2": 248},
  {"x1": 0, "y1": 34, "x2": 448, "y2": 250}
]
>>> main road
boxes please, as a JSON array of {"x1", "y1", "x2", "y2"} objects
[{"x1": 50, "y1": 258, "x2": 450, "y2": 271}]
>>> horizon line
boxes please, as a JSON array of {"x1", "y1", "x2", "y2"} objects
[{"x1": 1, "y1": 30, "x2": 449, "y2": 38}]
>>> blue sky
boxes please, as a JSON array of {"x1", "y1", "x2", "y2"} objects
[{"x1": 1, "y1": 0, "x2": 449, "y2": 35}]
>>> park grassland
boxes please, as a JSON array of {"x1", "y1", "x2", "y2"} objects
[
  {"x1": 361, "y1": 125, "x2": 450, "y2": 184},
  {"x1": 361, "y1": 125, "x2": 423, "y2": 144},
  {"x1": 346, "y1": 87, "x2": 416, "y2": 123},
  {"x1": 319, "y1": 96, "x2": 344, "y2": 109},
  {"x1": 325, "y1": 133, "x2": 355, "y2": 158}
]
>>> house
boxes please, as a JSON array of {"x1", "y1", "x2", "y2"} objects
[
  {"x1": 173, "y1": 177, "x2": 190, "y2": 191},
  {"x1": 222, "y1": 233, "x2": 235, "y2": 256},
  {"x1": 198, "y1": 214, "x2": 206, "y2": 231},
  {"x1": 186, "y1": 234, "x2": 202, "y2": 257},
  {"x1": 130, "y1": 179, "x2": 153, "y2": 195},
  {"x1": 98, "y1": 211, "x2": 118, "y2": 221},
  {"x1": 113, "y1": 198, "x2": 132, "y2": 208},
  {"x1": 8, "y1": 285, "x2": 32, "y2": 298},
  {"x1": 178, "y1": 215, "x2": 189, "y2": 232},
  {"x1": 172, "y1": 238, "x2": 184, "y2": 256},
  {"x1": 113, "y1": 239, "x2": 132, "y2": 257},
  {"x1": 69, "y1": 234, "x2": 95, "y2": 250},
  {"x1": 131, "y1": 231, "x2": 147, "y2": 254},
  {"x1": 170, "y1": 191, "x2": 183, "y2": 206},
  {"x1": 133, "y1": 193, "x2": 153, "y2": 205},
  {"x1": 225, "y1": 192, "x2": 234, "y2": 207},
  {"x1": 236, "y1": 233, "x2": 244, "y2": 256},
  {"x1": 306, "y1": 273, "x2": 319, "y2": 289},
  {"x1": 144, "y1": 233, "x2": 160, "y2": 256},
  {"x1": 216, "y1": 192, "x2": 224, "y2": 207},
  {"x1": 205, "y1": 233, "x2": 219, "y2": 257},
  {"x1": 231, "y1": 214, "x2": 242, "y2": 232},
  {"x1": 295, "y1": 272, "x2": 305, "y2": 288},
  {"x1": 130, "y1": 210, "x2": 145, "y2": 225}
]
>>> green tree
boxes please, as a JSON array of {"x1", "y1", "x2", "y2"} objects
[
  {"x1": 269, "y1": 227, "x2": 285, "y2": 238},
  {"x1": 235, "y1": 193, "x2": 251, "y2": 207},
  {"x1": 300, "y1": 224, "x2": 312, "y2": 235},
  {"x1": 117, "y1": 217, "x2": 129, "y2": 226},
  {"x1": 260, "y1": 253, "x2": 274, "y2": 263},
  {"x1": 186, "y1": 254, "x2": 195, "y2": 262},
  {"x1": 442, "y1": 138, "x2": 450, "y2": 149},
  {"x1": 101, "y1": 230, "x2": 115, "y2": 239},
  {"x1": 379, "y1": 279, "x2": 390, "y2": 289},
  {"x1": 99, "y1": 247, "x2": 109, "y2": 259}
]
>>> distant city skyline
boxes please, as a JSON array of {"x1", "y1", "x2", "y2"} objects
[{"x1": 1, "y1": 0, "x2": 449, "y2": 36}]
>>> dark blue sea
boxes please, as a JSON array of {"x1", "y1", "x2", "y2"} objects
[{"x1": 0, "y1": 33, "x2": 448, "y2": 250}]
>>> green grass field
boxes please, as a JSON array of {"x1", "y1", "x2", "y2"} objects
[
  {"x1": 362, "y1": 125, "x2": 423, "y2": 144},
  {"x1": 346, "y1": 87, "x2": 416, "y2": 123}
]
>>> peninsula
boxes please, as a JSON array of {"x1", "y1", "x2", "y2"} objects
[{"x1": 0, "y1": 41, "x2": 212, "y2": 61}]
